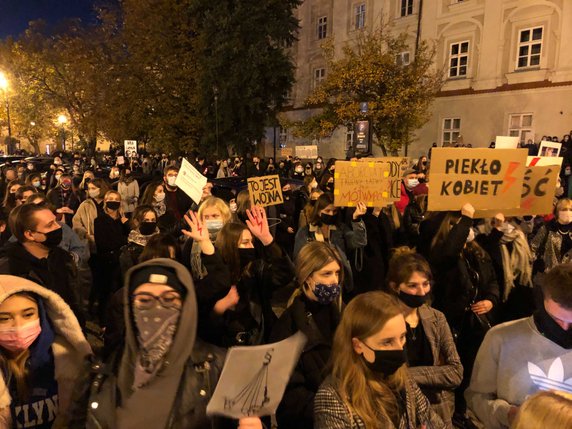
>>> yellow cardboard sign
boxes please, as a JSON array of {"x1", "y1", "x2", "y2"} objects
[
  {"x1": 428, "y1": 148, "x2": 528, "y2": 212},
  {"x1": 333, "y1": 158, "x2": 409, "y2": 207},
  {"x1": 247, "y1": 174, "x2": 284, "y2": 208},
  {"x1": 475, "y1": 165, "x2": 560, "y2": 217}
]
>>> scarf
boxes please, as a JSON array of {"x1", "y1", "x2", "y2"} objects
[
  {"x1": 152, "y1": 200, "x2": 166, "y2": 217},
  {"x1": 132, "y1": 305, "x2": 180, "y2": 389},
  {"x1": 190, "y1": 240, "x2": 209, "y2": 280},
  {"x1": 128, "y1": 229, "x2": 158, "y2": 247},
  {"x1": 499, "y1": 227, "x2": 533, "y2": 301}
]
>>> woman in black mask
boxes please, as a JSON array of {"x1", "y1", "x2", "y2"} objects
[
  {"x1": 183, "y1": 206, "x2": 294, "y2": 347},
  {"x1": 120, "y1": 205, "x2": 159, "y2": 276},
  {"x1": 314, "y1": 291, "x2": 445, "y2": 428},
  {"x1": 270, "y1": 241, "x2": 344, "y2": 429},
  {"x1": 293, "y1": 192, "x2": 366, "y2": 294},
  {"x1": 93, "y1": 190, "x2": 130, "y2": 324},
  {"x1": 386, "y1": 248, "x2": 462, "y2": 428}
]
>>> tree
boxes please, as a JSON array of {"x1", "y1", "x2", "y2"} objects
[
  {"x1": 292, "y1": 27, "x2": 444, "y2": 155},
  {"x1": 189, "y1": 0, "x2": 300, "y2": 156}
]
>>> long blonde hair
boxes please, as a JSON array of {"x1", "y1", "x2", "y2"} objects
[
  {"x1": 198, "y1": 196, "x2": 232, "y2": 224},
  {"x1": 511, "y1": 390, "x2": 572, "y2": 429},
  {"x1": 331, "y1": 291, "x2": 408, "y2": 428},
  {"x1": 288, "y1": 241, "x2": 344, "y2": 308}
]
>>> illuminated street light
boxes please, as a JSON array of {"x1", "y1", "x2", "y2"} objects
[{"x1": 0, "y1": 71, "x2": 13, "y2": 154}]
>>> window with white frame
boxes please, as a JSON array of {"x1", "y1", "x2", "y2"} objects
[
  {"x1": 279, "y1": 127, "x2": 288, "y2": 144},
  {"x1": 355, "y1": 4, "x2": 366, "y2": 30},
  {"x1": 442, "y1": 118, "x2": 461, "y2": 146},
  {"x1": 508, "y1": 113, "x2": 534, "y2": 143},
  {"x1": 401, "y1": 0, "x2": 414, "y2": 17},
  {"x1": 517, "y1": 27, "x2": 543, "y2": 69},
  {"x1": 313, "y1": 68, "x2": 326, "y2": 88},
  {"x1": 317, "y1": 16, "x2": 328, "y2": 39},
  {"x1": 396, "y1": 52, "x2": 411, "y2": 66},
  {"x1": 449, "y1": 41, "x2": 469, "y2": 78}
]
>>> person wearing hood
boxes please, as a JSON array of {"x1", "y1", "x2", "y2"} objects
[
  {"x1": 47, "y1": 173, "x2": 80, "y2": 228},
  {"x1": 119, "y1": 205, "x2": 160, "y2": 277},
  {"x1": 0, "y1": 275, "x2": 92, "y2": 428},
  {"x1": 117, "y1": 168, "x2": 139, "y2": 218},
  {"x1": 386, "y1": 248, "x2": 462, "y2": 428},
  {"x1": 70, "y1": 258, "x2": 262, "y2": 429},
  {"x1": 0, "y1": 204, "x2": 85, "y2": 327},
  {"x1": 184, "y1": 206, "x2": 294, "y2": 347}
]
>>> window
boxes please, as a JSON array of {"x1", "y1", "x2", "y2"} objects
[
  {"x1": 508, "y1": 113, "x2": 534, "y2": 143},
  {"x1": 313, "y1": 68, "x2": 326, "y2": 88},
  {"x1": 396, "y1": 52, "x2": 411, "y2": 66},
  {"x1": 355, "y1": 4, "x2": 366, "y2": 30},
  {"x1": 317, "y1": 16, "x2": 328, "y2": 39},
  {"x1": 279, "y1": 127, "x2": 288, "y2": 145},
  {"x1": 517, "y1": 27, "x2": 543, "y2": 69},
  {"x1": 401, "y1": 0, "x2": 414, "y2": 17},
  {"x1": 442, "y1": 118, "x2": 461, "y2": 146},
  {"x1": 449, "y1": 41, "x2": 469, "y2": 78}
]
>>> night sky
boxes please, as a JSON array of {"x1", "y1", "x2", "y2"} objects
[{"x1": 0, "y1": 0, "x2": 97, "y2": 39}]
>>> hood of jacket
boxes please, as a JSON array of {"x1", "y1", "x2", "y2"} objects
[
  {"x1": 0, "y1": 275, "x2": 92, "y2": 409},
  {"x1": 116, "y1": 258, "x2": 198, "y2": 428}
]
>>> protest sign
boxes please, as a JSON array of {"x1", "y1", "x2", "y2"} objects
[
  {"x1": 538, "y1": 141, "x2": 562, "y2": 158},
  {"x1": 495, "y1": 136, "x2": 519, "y2": 149},
  {"x1": 175, "y1": 158, "x2": 207, "y2": 204},
  {"x1": 207, "y1": 331, "x2": 307, "y2": 419},
  {"x1": 334, "y1": 158, "x2": 409, "y2": 207},
  {"x1": 124, "y1": 140, "x2": 137, "y2": 157},
  {"x1": 247, "y1": 174, "x2": 284, "y2": 207},
  {"x1": 427, "y1": 148, "x2": 528, "y2": 211},
  {"x1": 280, "y1": 147, "x2": 293, "y2": 158},
  {"x1": 475, "y1": 165, "x2": 560, "y2": 217},
  {"x1": 527, "y1": 156, "x2": 563, "y2": 167},
  {"x1": 295, "y1": 145, "x2": 318, "y2": 159}
]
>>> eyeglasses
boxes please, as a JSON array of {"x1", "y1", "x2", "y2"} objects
[{"x1": 132, "y1": 291, "x2": 182, "y2": 310}]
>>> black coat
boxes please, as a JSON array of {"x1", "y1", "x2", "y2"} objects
[
  {"x1": 270, "y1": 294, "x2": 340, "y2": 429},
  {"x1": 0, "y1": 242, "x2": 85, "y2": 327},
  {"x1": 430, "y1": 216, "x2": 500, "y2": 333},
  {"x1": 198, "y1": 242, "x2": 295, "y2": 347}
]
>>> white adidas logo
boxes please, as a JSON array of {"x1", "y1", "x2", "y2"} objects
[{"x1": 528, "y1": 358, "x2": 572, "y2": 393}]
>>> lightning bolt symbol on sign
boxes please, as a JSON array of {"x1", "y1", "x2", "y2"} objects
[{"x1": 501, "y1": 162, "x2": 520, "y2": 194}]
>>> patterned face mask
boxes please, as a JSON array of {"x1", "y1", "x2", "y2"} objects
[
  {"x1": 313, "y1": 283, "x2": 341, "y2": 305},
  {"x1": 132, "y1": 303, "x2": 181, "y2": 389}
]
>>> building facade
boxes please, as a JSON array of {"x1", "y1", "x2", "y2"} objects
[{"x1": 267, "y1": 0, "x2": 572, "y2": 159}]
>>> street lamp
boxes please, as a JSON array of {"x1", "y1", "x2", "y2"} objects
[
  {"x1": 213, "y1": 86, "x2": 219, "y2": 157},
  {"x1": 0, "y1": 72, "x2": 13, "y2": 154},
  {"x1": 57, "y1": 114, "x2": 67, "y2": 151}
]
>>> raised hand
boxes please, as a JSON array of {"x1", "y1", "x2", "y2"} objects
[
  {"x1": 246, "y1": 206, "x2": 273, "y2": 246},
  {"x1": 353, "y1": 202, "x2": 367, "y2": 219},
  {"x1": 213, "y1": 286, "x2": 240, "y2": 315},
  {"x1": 182, "y1": 211, "x2": 210, "y2": 243},
  {"x1": 237, "y1": 417, "x2": 263, "y2": 429},
  {"x1": 461, "y1": 202, "x2": 475, "y2": 219}
]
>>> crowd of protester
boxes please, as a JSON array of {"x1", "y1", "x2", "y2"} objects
[{"x1": 0, "y1": 142, "x2": 570, "y2": 429}]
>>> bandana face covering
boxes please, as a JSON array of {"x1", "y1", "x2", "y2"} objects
[{"x1": 132, "y1": 305, "x2": 180, "y2": 388}]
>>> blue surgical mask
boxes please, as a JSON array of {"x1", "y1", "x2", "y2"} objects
[
  {"x1": 205, "y1": 219, "x2": 223, "y2": 233},
  {"x1": 313, "y1": 283, "x2": 341, "y2": 305}
]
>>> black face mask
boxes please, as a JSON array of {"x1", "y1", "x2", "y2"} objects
[
  {"x1": 106, "y1": 201, "x2": 121, "y2": 211},
  {"x1": 534, "y1": 306, "x2": 572, "y2": 349},
  {"x1": 362, "y1": 345, "x2": 407, "y2": 377},
  {"x1": 139, "y1": 222, "x2": 157, "y2": 236},
  {"x1": 320, "y1": 213, "x2": 337, "y2": 226},
  {"x1": 398, "y1": 291, "x2": 429, "y2": 308},
  {"x1": 39, "y1": 227, "x2": 63, "y2": 249},
  {"x1": 238, "y1": 248, "x2": 257, "y2": 269}
]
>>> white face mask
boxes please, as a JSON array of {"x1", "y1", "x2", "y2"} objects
[
  {"x1": 407, "y1": 178, "x2": 419, "y2": 189},
  {"x1": 166, "y1": 176, "x2": 177, "y2": 187},
  {"x1": 466, "y1": 228, "x2": 476, "y2": 243},
  {"x1": 230, "y1": 202, "x2": 237, "y2": 213},
  {"x1": 88, "y1": 189, "x2": 100, "y2": 199},
  {"x1": 154, "y1": 192, "x2": 165, "y2": 202},
  {"x1": 499, "y1": 223, "x2": 516, "y2": 235},
  {"x1": 558, "y1": 211, "x2": 572, "y2": 225}
]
